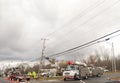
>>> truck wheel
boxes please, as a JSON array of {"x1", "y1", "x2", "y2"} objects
[
  {"x1": 64, "y1": 78, "x2": 66, "y2": 81},
  {"x1": 97, "y1": 73, "x2": 101, "y2": 77},
  {"x1": 74, "y1": 74, "x2": 79, "y2": 80},
  {"x1": 84, "y1": 75, "x2": 88, "y2": 79}
]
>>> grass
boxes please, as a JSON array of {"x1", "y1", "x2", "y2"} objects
[
  {"x1": 33, "y1": 76, "x2": 64, "y2": 81},
  {"x1": 110, "y1": 76, "x2": 120, "y2": 81},
  {"x1": 103, "y1": 71, "x2": 120, "y2": 81}
]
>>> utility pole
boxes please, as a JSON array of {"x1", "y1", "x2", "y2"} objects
[
  {"x1": 105, "y1": 40, "x2": 116, "y2": 72},
  {"x1": 112, "y1": 42, "x2": 116, "y2": 72},
  {"x1": 110, "y1": 42, "x2": 114, "y2": 72},
  {"x1": 98, "y1": 38, "x2": 116, "y2": 72},
  {"x1": 105, "y1": 39, "x2": 116, "y2": 72},
  {"x1": 38, "y1": 38, "x2": 48, "y2": 77}
]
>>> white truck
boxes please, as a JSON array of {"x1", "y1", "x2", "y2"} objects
[
  {"x1": 88, "y1": 66, "x2": 104, "y2": 77},
  {"x1": 63, "y1": 64, "x2": 91, "y2": 80}
]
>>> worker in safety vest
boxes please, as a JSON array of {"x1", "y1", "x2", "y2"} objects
[
  {"x1": 27, "y1": 72, "x2": 32, "y2": 77},
  {"x1": 32, "y1": 71, "x2": 37, "y2": 79}
]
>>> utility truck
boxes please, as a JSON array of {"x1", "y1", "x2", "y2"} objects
[
  {"x1": 63, "y1": 61, "x2": 104, "y2": 81},
  {"x1": 63, "y1": 62, "x2": 91, "y2": 80},
  {"x1": 88, "y1": 66, "x2": 104, "y2": 77}
]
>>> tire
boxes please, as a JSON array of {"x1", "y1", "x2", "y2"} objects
[
  {"x1": 26, "y1": 78, "x2": 30, "y2": 81},
  {"x1": 14, "y1": 77, "x2": 17, "y2": 81},
  {"x1": 84, "y1": 75, "x2": 88, "y2": 79},
  {"x1": 97, "y1": 73, "x2": 101, "y2": 77},
  {"x1": 74, "y1": 74, "x2": 80, "y2": 80},
  {"x1": 64, "y1": 78, "x2": 66, "y2": 81},
  {"x1": 18, "y1": 78, "x2": 22, "y2": 82}
]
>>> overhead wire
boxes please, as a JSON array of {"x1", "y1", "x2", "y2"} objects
[
  {"x1": 51, "y1": 0, "x2": 120, "y2": 41},
  {"x1": 45, "y1": 0, "x2": 107, "y2": 50},
  {"x1": 32, "y1": 0, "x2": 120, "y2": 61},
  {"x1": 50, "y1": 42, "x2": 99, "y2": 58},
  {"x1": 46, "y1": 25, "x2": 117, "y2": 52},
  {"x1": 46, "y1": 0, "x2": 120, "y2": 50},
  {"x1": 48, "y1": 29, "x2": 120, "y2": 58},
  {"x1": 44, "y1": 0, "x2": 106, "y2": 38},
  {"x1": 31, "y1": 30, "x2": 120, "y2": 61}
]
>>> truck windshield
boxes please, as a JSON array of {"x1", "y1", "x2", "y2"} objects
[{"x1": 65, "y1": 65, "x2": 76, "y2": 71}]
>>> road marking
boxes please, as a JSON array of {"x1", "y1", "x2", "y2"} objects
[{"x1": 80, "y1": 80, "x2": 86, "y2": 83}]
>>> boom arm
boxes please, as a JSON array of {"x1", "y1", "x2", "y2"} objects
[{"x1": 45, "y1": 57, "x2": 55, "y2": 64}]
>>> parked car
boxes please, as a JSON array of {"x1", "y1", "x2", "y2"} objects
[
  {"x1": 41, "y1": 72, "x2": 53, "y2": 77},
  {"x1": 103, "y1": 68, "x2": 109, "y2": 72},
  {"x1": 98, "y1": 67, "x2": 109, "y2": 73}
]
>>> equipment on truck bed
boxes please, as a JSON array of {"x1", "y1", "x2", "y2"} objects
[
  {"x1": 63, "y1": 61, "x2": 104, "y2": 81},
  {"x1": 63, "y1": 62, "x2": 90, "y2": 80},
  {"x1": 88, "y1": 66, "x2": 104, "y2": 77}
]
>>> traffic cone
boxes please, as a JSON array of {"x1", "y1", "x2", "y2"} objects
[
  {"x1": 11, "y1": 79, "x2": 14, "y2": 83},
  {"x1": 9, "y1": 78, "x2": 12, "y2": 83},
  {"x1": 16, "y1": 79, "x2": 20, "y2": 83},
  {"x1": 7, "y1": 77, "x2": 11, "y2": 83}
]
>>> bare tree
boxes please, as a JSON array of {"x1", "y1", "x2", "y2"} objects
[{"x1": 87, "y1": 54, "x2": 98, "y2": 65}]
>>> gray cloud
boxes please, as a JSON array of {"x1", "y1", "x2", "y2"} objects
[{"x1": 0, "y1": 0, "x2": 120, "y2": 62}]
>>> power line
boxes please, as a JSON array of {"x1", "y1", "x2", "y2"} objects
[
  {"x1": 46, "y1": 0, "x2": 120, "y2": 49},
  {"x1": 50, "y1": 32, "x2": 120, "y2": 58},
  {"x1": 53, "y1": 0, "x2": 120, "y2": 40},
  {"x1": 30, "y1": 0, "x2": 120, "y2": 61},
  {"x1": 48, "y1": 29, "x2": 120, "y2": 57},
  {"x1": 50, "y1": 42, "x2": 99, "y2": 58},
  {"x1": 31, "y1": 29, "x2": 120, "y2": 61},
  {"x1": 44, "y1": 0, "x2": 106, "y2": 38}
]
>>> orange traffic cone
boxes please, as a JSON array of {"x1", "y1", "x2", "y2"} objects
[
  {"x1": 11, "y1": 79, "x2": 14, "y2": 83},
  {"x1": 7, "y1": 77, "x2": 11, "y2": 83},
  {"x1": 9, "y1": 78, "x2": 12, "y2": 83},
  {"x1": 16, "y1": 79, "x2": 20, "y2": 83}
]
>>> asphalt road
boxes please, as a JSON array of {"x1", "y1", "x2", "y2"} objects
[
  {"x1": 37, "y1": 77, "x2": 120, "y2": 83},
  {"x1": 1, "y1": 73, "x2": 120, "y2": 83},
  {"x1": 0, "y1": 78, "x2": 8, "y2": 83},
  {"x1": 31, "y1": 73, "x2": 120, "y2": 83}
]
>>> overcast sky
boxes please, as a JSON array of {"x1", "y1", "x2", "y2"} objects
[{"x1": 0, "y1": 0, "x2": 120, "y2": 62}]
